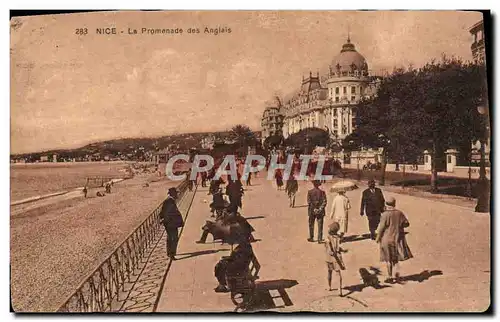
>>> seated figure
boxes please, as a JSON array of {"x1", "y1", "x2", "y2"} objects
[
  {"x1": 209, "y1": 188, "x2": 227, "y2": 217},
  {"x1": 196, "y1": 204, "x2": 256, "y2": 244},
  {"x1": 214, "y1": 241, "x2": 254, "y2": 293}
]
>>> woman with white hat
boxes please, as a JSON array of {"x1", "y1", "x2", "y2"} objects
[{"x1": 329, "y1": 189, "x2": 351, "y2": 241}]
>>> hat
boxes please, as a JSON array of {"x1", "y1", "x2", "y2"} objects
[
  {"x1": 168, "y1": 187, "x2": 178, "y2": 196},
  {"x1": 385, "y1": 196, "x2": 396, "y2": 206},
  {"x1": 312, "y1": 180, "x2": 322, "y2": 187},
  {"x1": 328, "y1": 222, "x2": 340, "y2": 235}
]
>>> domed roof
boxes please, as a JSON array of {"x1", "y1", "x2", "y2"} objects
[{"x1": 331, "y1": 37, "x2": 368, "y2": 73}]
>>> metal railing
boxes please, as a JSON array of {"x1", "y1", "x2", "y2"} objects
[{"x1": 57, "y1": 179, "x2": 191, "y2": 312}]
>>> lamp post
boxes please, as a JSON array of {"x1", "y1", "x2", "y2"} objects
[
  {"x1": 349, "y1": 139, "x2": 361, "y2": 180},
  {"x1": 475, "y1": 105, "x2": 490, "y2": 213},
  {"x1": 357, "y1": 148, "x2": 361, "y2": 180},
  {"x1": 466, "y1": 150, "x2": 473, "y2": 200}
]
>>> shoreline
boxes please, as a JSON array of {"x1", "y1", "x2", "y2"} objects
[{"x1": 10, "y1": 178, "x2": 127, "y2": 206}]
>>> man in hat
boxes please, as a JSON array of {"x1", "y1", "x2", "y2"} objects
[
  {"x1": 360, "y1": 179, "x2": 385, "y2": 240},
  {"x1": 307, "y1": 180, "x2": 327, "y2": 243},
  {"x1": 160, "y1": 187, "x2": 184, "y2": 260},
  {"x1": 226, "y1": 175, "x2": 244, "y2": 210}
]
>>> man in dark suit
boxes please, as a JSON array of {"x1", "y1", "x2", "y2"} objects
[
  {"x1": 226, "y1": 176, "x2": 244, "y2": 210},
  {"x1": 360, "y1": 179, "x2": 385, "y2": 240},
  {"x1": 307, "y1": 180, "x2": 327, "y2": 243},
  {"x1": 160, "y1": 187, "x2": 184, "y2": 260}
]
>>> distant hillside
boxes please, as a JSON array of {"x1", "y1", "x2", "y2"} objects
[{"x1": 11, "y1": 130, "x2": 262, "y2": 160}]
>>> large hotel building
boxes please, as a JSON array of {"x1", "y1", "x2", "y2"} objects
[
  {"x1": 260, "y1": 26, "x2": 489, "y2": 174},
  {"x1": 261, "y1": 36, "x2": 383, "y2": 145}
]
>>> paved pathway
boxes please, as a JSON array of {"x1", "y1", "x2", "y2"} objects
[
  {"x1": 117, "y1": 185, "x2": 197, "y2": 312},
  {"x1": 154, "y1": 173, "x2": 490, "y2": 312}
]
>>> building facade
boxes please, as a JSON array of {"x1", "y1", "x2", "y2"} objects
[
  {"x1": 468, "y1": 19, "x2": 490, "y2": 166},
  {"x1": 469, "y1": 20, "x2": 485, "y2": 64},
  {"x1": 260, "y1": 97, "x2": 284, "y2": 144},
  {"x1": 280, "y1": 37, "x2": 381, "y2": 142}
]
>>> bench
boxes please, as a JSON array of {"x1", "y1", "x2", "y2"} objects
[{"x1": 225, "y1": 255, "x2": 261, "y2": 309}]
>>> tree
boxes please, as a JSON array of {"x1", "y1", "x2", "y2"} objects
[
  {"x1": 284, "y1": 127, "x2": 329, "y2": 153},
  {"x1": 405, "y1": 57, "x2": 486, "y2": 192},
  {"x1": 229, "y1": 125, "x2": 258, "y2": 154},
  {"x1": 350, "y1": 57, "x2": 486, "y2": 191},
  {"x1": 263, "y1": 134, "x2": 284, "y2": 150}
]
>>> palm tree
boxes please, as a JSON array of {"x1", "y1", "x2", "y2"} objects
[{"x1": 229, "y1": 125, "x2": 257, "y2": 153}]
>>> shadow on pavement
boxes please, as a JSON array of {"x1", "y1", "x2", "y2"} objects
[
  {"x1": 342, "y1": 233, "x2": 372, "y2": 243},
  {"x1": 177, "y1": 249, "x2": 230, "y2": 260},
  {"x1": 245, "y1": 215, "x2": 266, "y2": 220},
  {"x1": 396, "y1": 270, "x2": 443, "y2": 284},
  {"x1": 343, "y1": 267, "x2": 390, "y2": 296},
  {"x1": 242, "y1": 279, "x2": 299, "y2": 312}
]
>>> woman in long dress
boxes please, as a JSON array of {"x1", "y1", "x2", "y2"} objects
[
  {"x1": 329, "y1": 190, "x2": 351, "y2": 241},
  {"x1": 375, "y1": 196, "x2": 413, "y2": 283},
  {"x1": 275, "y1": 169, "x2": 284, "y2": 190}
]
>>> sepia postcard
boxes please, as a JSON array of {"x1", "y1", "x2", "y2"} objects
[{"x1": 10, "y1": 10, "x2": 491, "y2": 313}]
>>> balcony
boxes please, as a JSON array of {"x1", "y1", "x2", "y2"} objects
[{"x1": 471, "y1": 38, "x2": 485, "y2": 50}]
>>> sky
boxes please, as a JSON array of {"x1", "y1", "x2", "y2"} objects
[{"x1": 10, "y1": 10, "x2": 483, "y2": 154}]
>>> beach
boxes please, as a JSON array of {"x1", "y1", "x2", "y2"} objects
[
  {"x1": 10, "y1": 161, "x2": 131, "y2": 202},
  {"x1": 10, "y1": 163, "x2": 176, "y2": 312}
]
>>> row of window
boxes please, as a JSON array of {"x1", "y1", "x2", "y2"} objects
[
  {"x1": 331, "y1": 85, "x2": 359, "y2": 96},
  {"x1": 285, "y1": 97, "x2": 358, "y2": 116},
  {"x1": 287, "y1": 117, "x2": 355, "y2": 129},
  {"x1": 333, "y1": 96, "x2": 357, "y2": 103},
  {"x1": 330, "y1": 70, "x2": 368, "y2": 78}
]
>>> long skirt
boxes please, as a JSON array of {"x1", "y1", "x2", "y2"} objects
[
  {"x1": 379, "y1": 237, "x2": 413, "y2": 263},
  {"x1": 334, "y1": 214, "x2": 348, "y2": 235}
]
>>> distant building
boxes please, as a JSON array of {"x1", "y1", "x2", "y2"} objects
[
  {"x1": 261, "y1": 97, "x2": 284, "y2": 144},
  {"x1": 40, "y1": 155, "x2": 49, "y2": 162},
  {"x1": 154, "y1": 148, "x2": 170, "y2": 164},
  {"x1": 469, "y1": 20, "x2": 485, "y2": 64},
  {"x1": 279, "y1": 36, "x2": 382, "y2": 142},
  {"x1": 201, "y1": 135, "x2": 215, "y2": 150},
  {"x1": 52, "y1": 154, "x2": 57, "y2": 162},
  {"x1": 468, "y1": 19, "x2": 490, "y2": 165}
]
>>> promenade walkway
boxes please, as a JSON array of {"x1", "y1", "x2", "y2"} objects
[{"x1": 152, "y1": 173, "x2": 489, "y2": 312}]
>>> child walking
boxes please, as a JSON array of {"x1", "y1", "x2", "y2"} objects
[{"x1": 325, "y1": 222, "x2": 347, "y2": 295}]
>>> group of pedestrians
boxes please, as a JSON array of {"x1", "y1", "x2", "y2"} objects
[
  {"x1": 158, "y1": 161, "x2": 414, "y2": 298},
  {"x1": 303, "y1": 179, "x2": 413, "y2": 295}
]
